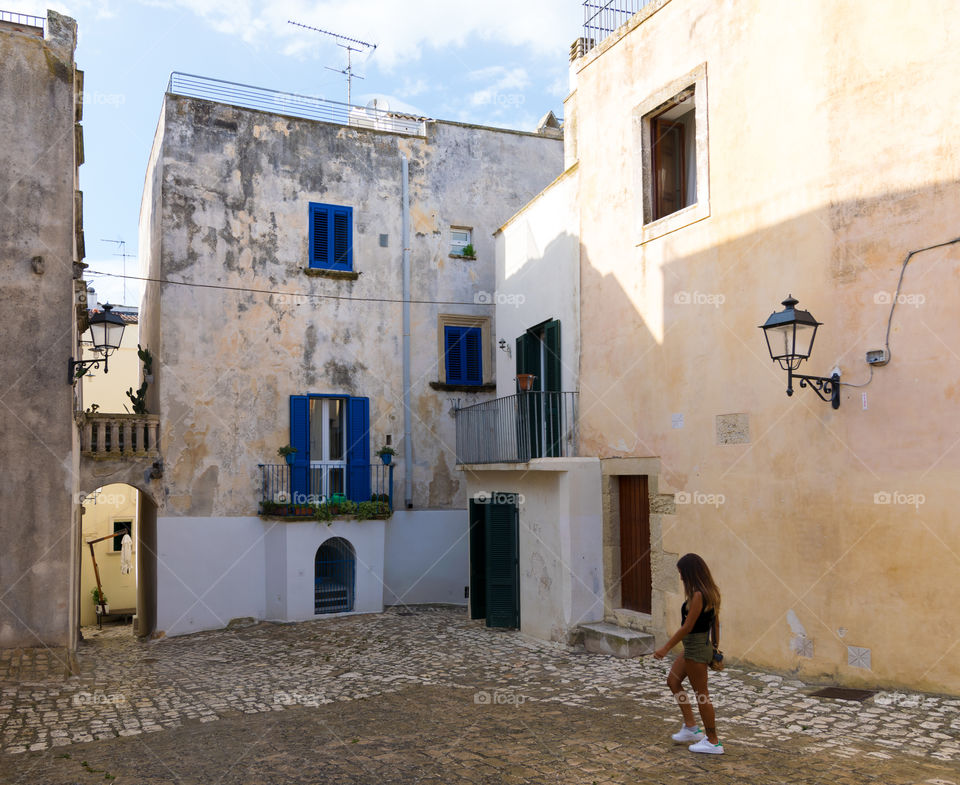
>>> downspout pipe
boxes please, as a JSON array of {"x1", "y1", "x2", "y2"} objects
[{"x1": 401, "y1": 154, "x2": 413, "y2": 508}]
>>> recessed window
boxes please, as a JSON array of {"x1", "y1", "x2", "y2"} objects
[
  {"x1": 444, "y1": 326, "x2": 482, "y2": 385},
  {"x1": 112, "y1": 520, "x2": 131, "y2": 552},
  {"x1": 450, "y1": 227, "x2": 473, "y2": 257},
  {"x1": 649, "y1": 88, "x2": 696, "y2": 221},
  {"x1": 437, "y1": 314, "x2": 492, "y2": 387},
  {"x1": 309, "y1": 202, "x2": 353, "y2": 271},
  {"x1": 635, "y1": 64, "x2": 709, "y2": 241}
]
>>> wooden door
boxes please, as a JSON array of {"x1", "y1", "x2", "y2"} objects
[{"x1": 619, "y1": 475, "x2": 651, "y2": 613}]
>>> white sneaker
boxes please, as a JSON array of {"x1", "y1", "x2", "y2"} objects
[
  {"x1": 671, "y1": 725, "x2": 704, "y2": 743},
  {"x1": 689, "y1": 737, "x2": 724, "y2": 754}
]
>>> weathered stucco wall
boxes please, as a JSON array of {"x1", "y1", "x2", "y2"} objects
[
  {"x1": 0, "y1": 12, "x2": 81, "y2": 650},
  {"x1": 141, "y1": 96, "x2": 562, "y2": 518},
  {"x1": 572, "y1": 0, "x2": 960, "y2": 691}
]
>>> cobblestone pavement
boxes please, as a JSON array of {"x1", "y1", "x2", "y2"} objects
[{"x1": 1, "y1": 607, "x2": 958, "y2": 784}]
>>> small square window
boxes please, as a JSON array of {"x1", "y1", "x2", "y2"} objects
[
  {"x1": 450, "y1": 227, "x2": 473, "y2": 257},
  {"x1": 112, "y1": 521, "x2": 131, "y2": 552},
  {"x1": 309, "y1": 202, "x2": 353, "y2": 271}
]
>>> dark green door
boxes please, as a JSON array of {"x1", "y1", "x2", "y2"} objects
[
  {"x1": 484, "y1": 499, "x2": 519, "y2": 629},
  {"x1": 468, "y1": 500, "x2": 486, "y2": 620},
  {"x1": 542, "y1": 320, "x2": 562, "y2": 457}
]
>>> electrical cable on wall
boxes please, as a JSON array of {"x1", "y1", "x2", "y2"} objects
[
  {"x1": 84, "y1": 269, "x2": 492, "y2": 308},
  {"x1": 838, "y1": 235, "x2": 960, "y2": 388}
]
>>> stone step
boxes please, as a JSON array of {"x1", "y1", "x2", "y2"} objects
[{"x1": 578, "y1": 622, "x2": 655, "y2": 659}]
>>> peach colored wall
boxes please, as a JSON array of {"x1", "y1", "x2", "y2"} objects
[{"x1": 572, "y1": 0, "x2": 960, "y2": 692}]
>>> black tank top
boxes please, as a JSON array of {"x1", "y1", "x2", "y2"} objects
[{"x1": 681, "y1": 599, "x2": 715, "y2": 634}]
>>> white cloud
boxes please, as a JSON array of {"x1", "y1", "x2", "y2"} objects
[{"x1": 140, "y1": 0, "x2": 582, "y2": 69}]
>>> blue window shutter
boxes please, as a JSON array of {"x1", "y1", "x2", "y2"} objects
[
  {"x1": 464, "y1": 328, "x2": 482, "y2": 384},
  {"x1": 445, "y1": 326, "x2": 481, "y2": 386},
  {"x1": 309, "y1": 203, "x2": 352, "y2": 271},
  {"x1": 290, "y1": 395, "x2": 310, "y2": 501},
  {"x1": 445, "y1": 326, "x2": 464, "y2": 384},
  {"x1": 346, "y1": 397, "x2": 370, "y2": 503},
  {"x1": 333, "y1": 207, "x2": 352, "y2": 269}
]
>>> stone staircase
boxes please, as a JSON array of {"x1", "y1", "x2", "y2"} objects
[{"x1": 577, "y1": 621, "x2": 655, "y2": 658}]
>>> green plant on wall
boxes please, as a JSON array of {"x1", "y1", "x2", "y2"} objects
[
  {"x1": 460, "y1": 243, "x2": 475, "y2": 258},
  {"x1": 125, "y1": 344, "x2": 154, "y2": 415}
]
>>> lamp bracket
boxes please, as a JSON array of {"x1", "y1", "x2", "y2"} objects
[{"x1": 787, "y1": 370, "x2": 840, "y2": 409}]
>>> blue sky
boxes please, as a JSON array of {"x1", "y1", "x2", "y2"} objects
[{"x1": 19, "y1": 0, "x2": 583, "y2": 306}]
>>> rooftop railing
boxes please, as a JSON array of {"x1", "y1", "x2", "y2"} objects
[
  {"x1": 580, "y1": 0, "x2": 653, "y2": 55},
  {"x1": 455, "y1": 391, "x2": 579, "y2": 465},
  {"x1": 167, "y1": 72, "x2": 428, "y2": 137},
  {"x1": 0, "y1": 9, "x2": 44, "y2": 34}
]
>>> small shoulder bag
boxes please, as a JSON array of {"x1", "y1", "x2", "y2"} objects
[{"x1": 709, "y1": 615, "x2": 725, "y2": 671}]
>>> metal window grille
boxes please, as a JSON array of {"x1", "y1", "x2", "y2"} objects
[{"x1": 315, "y1": 538, "x2": 355, "y2": 614}]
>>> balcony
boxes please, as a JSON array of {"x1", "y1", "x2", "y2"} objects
[
  {"x1": 455, "y1": 391, "x2": 579, "y2": 465},
  {"x1": 80, "y1": 413, "x2": 160, "y2": 458},
  {"x1": 257, "y1": 462, "x2": 394, "y2": 518}
]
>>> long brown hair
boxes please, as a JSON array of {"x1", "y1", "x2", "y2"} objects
[{"x1": 677, "y1": 553, "x2": 720, "y2": 612}]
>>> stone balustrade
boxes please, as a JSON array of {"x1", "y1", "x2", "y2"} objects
[{"x1": 81, "y1": 413, "x2": 160, "y2": 458}]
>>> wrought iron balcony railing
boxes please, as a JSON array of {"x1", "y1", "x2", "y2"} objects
[
  {"x1": 258, "y1": 462, "x2": 394, "y2": 517},
  {"x1": 455, "y1": 391, "x2": 579, "y2": 465},
  {"x1": 580, "y1": 1, "x2": 654, "y2": 55}
]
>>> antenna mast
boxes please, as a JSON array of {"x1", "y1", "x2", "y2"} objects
[
  {"x1": 100, "y1": 238, "x2": 136, "y2": 305},
  {"x1": 287, "y1": 20, "x2": 377, "y2": 106}
]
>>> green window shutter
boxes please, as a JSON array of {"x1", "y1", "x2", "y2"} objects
[
  {"x1": 484, "y1": 500, "x2": 519, "y2": 628},
  {"x1": 543, "y1": 320, "x2": 561, "y2": 392},
  {"x1": 543, "y1": 320, "x2": 562, "y2": 456}
]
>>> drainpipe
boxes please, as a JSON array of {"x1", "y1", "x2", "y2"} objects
[{"x1": 401, "y1": 154, "x2": 413, "y2": 509}]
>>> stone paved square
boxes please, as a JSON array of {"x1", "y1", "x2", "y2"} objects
[{"x1": 1, "y1": 607, "x2": 958, "y2": 783}]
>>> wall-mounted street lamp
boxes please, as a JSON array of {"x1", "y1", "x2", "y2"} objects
[
  {"x1": 69, "y1": 304, "x2": 126, "y2": 384},
  {"x1": 759, "y1": 295, "x2": 840, "y2": 409}
]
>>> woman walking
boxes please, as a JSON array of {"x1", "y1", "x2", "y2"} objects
[{"x1": 653, "y1": 553, "x2": 724, "y2": 754}]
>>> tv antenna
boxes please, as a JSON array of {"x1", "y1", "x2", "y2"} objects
[
  {"x1": 288, "y1": 20, "x2": 376, "y2": 106},
  {"x1": 101, "y1": 238, "x2": 136, "y2": 305}
]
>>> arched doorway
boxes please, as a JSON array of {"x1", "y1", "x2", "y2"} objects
[
  {"x1": 78, "y1": 481, "x2": 158, "y2": 638},
  {"x1": 314, "y1": 538, "x2": 355, "y2": 614}
]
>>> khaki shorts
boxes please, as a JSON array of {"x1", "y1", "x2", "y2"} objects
[{"x1": 682, "y1": 631, "x2": 713, "y2": 664}]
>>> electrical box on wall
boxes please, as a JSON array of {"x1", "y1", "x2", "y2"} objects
[{"x1": 866, "y1": 349, "x2": 888, "y2": 366}]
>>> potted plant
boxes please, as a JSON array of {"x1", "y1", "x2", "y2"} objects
[
  {"x1": 277, "y1": 445, "x2": 297, "y2": 465},
  {"x1": 91, "y1": 587, "x2": 108, "y2": 614},
  {"x1": 460, "y1": 243, "x2": 476, "y2": 259},
  {"x1": 377, "y1": 445, "x2": 397, "y2": 465},
  {"x1": 516, "y1": 374, "x2": 536, "y2": 392}
]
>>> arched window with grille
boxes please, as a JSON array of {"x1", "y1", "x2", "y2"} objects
[{"x1": 314, "y1": 537, "x2": 355, "y2": 614}]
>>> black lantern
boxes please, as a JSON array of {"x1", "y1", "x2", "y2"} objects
[
  {"x1": 760, "y1": 295, "x2": 839, "y2": 409},
  {"x1": 69, "y1": 304, "x2": 126, "y2": 383}
]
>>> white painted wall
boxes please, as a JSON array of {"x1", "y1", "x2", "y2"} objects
[
  {"x1": 158, "y1": 516, "x2": 389, "y2": 636},
  {"x1": 465, "y1": 458, "x2": 603, "y2": 643},
  {"x1": 156, "y1": 516, "x2": 267, "y2": 637},
  {"x1": 274, "y1": 520, "x2": 386, "y2": 621},
  {"x1": 383, "y1": 509, "x2": 468, "y2": 607},
  {"x1": 494, "y1": 167, "x2": 580, "y2": 397}
]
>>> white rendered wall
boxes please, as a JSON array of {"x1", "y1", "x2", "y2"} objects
[
  {"x1": 465, "y1": 458, "x2": 603, "y2": 643},
  {"x1": 383, "y1": 510, "x2": 468, "y2": 607},
  {"x1": 495, "y1": 167, "x2": 580, "y2": 398},
  {"x1": 156, "y1": 517, "x2": 267, "y2": 637},
  {"x1": 272, "y1": 520, "x2": 386, "y2": 621}
]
